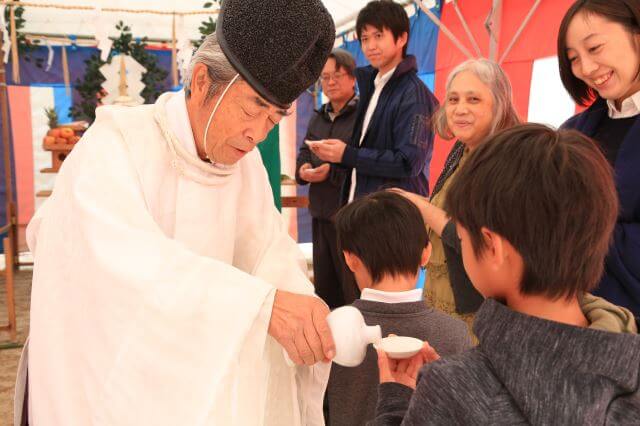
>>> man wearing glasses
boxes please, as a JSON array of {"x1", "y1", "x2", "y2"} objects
[{"x1": 296, "y1": 49, "x2": 359, "y2": 308}]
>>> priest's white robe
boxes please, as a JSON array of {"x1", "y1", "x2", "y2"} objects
[{"x1": 15, "y1": 91, "x2": 329, "y2": 425}]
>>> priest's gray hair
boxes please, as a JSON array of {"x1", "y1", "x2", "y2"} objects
[
  {"x1": 183, "y1": 33, "x2": 240, "y2": 102},
  {"x1": 433, "y1": 58, "x2": 520, "y2": 140}
]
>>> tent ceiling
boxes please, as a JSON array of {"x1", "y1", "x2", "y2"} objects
[{"x1": 18, "y1": 0, "x2": 410, "y2": 42}]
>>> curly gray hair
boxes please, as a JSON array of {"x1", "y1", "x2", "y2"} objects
[{"x1": 433, "y1": 58, "x2": 520, "y2": 139}]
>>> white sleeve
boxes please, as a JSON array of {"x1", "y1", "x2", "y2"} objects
[
  {"x1": 234, "y1": 150, "x2": 314, "y2": 294},
  {"x1": 233, "y1": 152, "x2": 331, "y2": 425}
]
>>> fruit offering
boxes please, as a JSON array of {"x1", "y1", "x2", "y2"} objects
[{"x1": 42, "y1": 121, "x2": 88, "y2": 148}]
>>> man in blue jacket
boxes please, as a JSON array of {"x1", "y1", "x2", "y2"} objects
[{"x1": 311, "y1": 0, "x2": 438, "y2": 202}]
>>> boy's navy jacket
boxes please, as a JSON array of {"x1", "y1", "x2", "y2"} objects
[
  {"x1": 563, "y1": 97, "x2": 640, "y2": 317},
  {"x1": 340, "y1": 55, "x2": 438, "y2": 202}
]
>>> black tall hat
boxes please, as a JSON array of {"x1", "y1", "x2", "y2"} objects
[{"x1": 216, "y1": 0, "x2": 335, "y2": 109}]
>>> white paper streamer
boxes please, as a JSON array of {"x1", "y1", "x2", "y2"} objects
[
  {"x1": 100, "y1": 54, "x2": 146, "y2": 106},
  {"x1": 45, "y1": 39, "x2": 54, "y2": 71}
]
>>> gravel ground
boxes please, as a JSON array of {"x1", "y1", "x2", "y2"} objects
[{"x1": 0, "y1": 269, "x2": 32, "y2": 425}]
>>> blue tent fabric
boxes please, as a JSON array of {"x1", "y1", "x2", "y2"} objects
[
  {"x1": 53, "y1": 85, "x2": 74, "y2": 124},
  {"x1": 415, "y1": 267, "x2": 426, "y2": 289},
  {"x1": 342, "y1": 39, "x2": 370, "y2": 69},
  {"x1": 407, "y1": 7, "x2": 440, "y2": 74},
  {"x1": 417, "y1": 72, "x2": 435, "y2": 92}
]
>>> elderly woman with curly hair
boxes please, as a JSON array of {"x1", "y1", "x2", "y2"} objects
[{"x1": 397, "y1": 59, "x2": 520, "y2": 330}]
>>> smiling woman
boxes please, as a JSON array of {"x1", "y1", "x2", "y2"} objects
[
  {"x1": 559, "y1": 0, "x2": 640, "y2": 107},
  {"x1": 398, "y1": 59, "x2": 520, "y2": 332},
  {"x1": 559, "y1": 0, "x2": 640, "y2": 317}
]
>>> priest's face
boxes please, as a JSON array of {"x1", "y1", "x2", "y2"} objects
[{"x1": 187, "y1": 65, "x2": 289, "y2": 165}]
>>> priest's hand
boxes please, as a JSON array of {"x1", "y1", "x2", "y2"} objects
[
  {"x1": 299, "y1": 163, "x2": 330, "y2": 183},
  {"x1": 269, "y1": 290, "x2": 335, "y2": 365},
  {"x1": 309, "y1": 139, "x2": 347, "y2": 163},
  {"x1": 377, "y1": 342, "x2": 440, "y2": 389}
]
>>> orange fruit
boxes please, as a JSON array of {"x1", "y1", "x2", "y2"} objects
[{"x1": 59, "y1": 127, "x2": 74, "y2": 139}]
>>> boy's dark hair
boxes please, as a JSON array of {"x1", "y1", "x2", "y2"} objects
[
  {"x1": 328, "y1": 48, "x2": 357, "y2": 78},
  {"x1": 335, "y1": 191, "x2": 428, "y2": 284},
  {"x1": 356, "y1": 0, "x2": 410, "y2": 57},
  {"x1": 557, "y1": 0, "x2": 640, "y2": 106},
  {"x1": 445, "y1": 123, "x2": 618, "y2": 300}
]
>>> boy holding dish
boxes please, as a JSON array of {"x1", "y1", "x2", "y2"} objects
[{"x1": 372, "y1": 124, "x2": 640, "y2": 425}]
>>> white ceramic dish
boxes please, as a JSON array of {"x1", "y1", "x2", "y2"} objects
[
  {"x1": 374, "y1": 336, "x2": 423, "y2": 359},
  {"x1": 304, "y1": 139, "x2": 324, "y2": 148}
]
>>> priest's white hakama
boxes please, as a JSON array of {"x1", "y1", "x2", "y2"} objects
[{"x1": 16, "y1": 91, "x2": 329, "y2": 425}]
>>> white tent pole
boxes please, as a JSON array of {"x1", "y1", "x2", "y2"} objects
[
  {"x1": 452, "y1": 0, "x2": 482, "y2": 57},
  {"x1": 414, "y1": 0, "x2": 474, "y2": 60},
  {"x1": 499, "y1": 0, "x2": 542, "y2": 64}
]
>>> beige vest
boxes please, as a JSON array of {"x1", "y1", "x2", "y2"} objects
[{"x1": 424, "y1": 150, "x2": 476, "y2": 332}]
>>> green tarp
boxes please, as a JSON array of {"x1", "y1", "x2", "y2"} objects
[{"x1": 257, "y1": 124, "x2": 281, "y2": 211}]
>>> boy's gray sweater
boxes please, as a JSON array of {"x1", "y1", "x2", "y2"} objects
[
  {"x1": 372, "y1": 298, "x2": 640, "y2": 425},
  {"x1": 327, "y1": 299, "x2": 472, "y2": 426}
]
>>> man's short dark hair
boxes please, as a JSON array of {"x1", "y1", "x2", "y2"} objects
[
  {"x1": 328, "y1": 48, "x2": 356, "y2": 78},
  {"x1": 335, "y1": 191, "x2": 429, "y2": 284},
  {"x1": 445, "y1": 124, "x2": 618, "y2": 300},
  {"x1": 557, "y1": 0, "x2": 640, "y2": 106},
  {"x1": 356, "y1": 0, "x2": 410, "y2": 57}
]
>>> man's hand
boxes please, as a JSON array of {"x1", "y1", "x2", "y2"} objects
[
  {"x1": 268, "y1": 290, "x2": 335, "y2": 366},
  {"x1": 377, "y1": 342, "x2": 440, "y2": 389},
  {"x1": 299, "y1": 163, "x2": 330, "y2": 183},
  {"x1": 309, "y1": 139, "x2": 347, "y2": 163}
]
